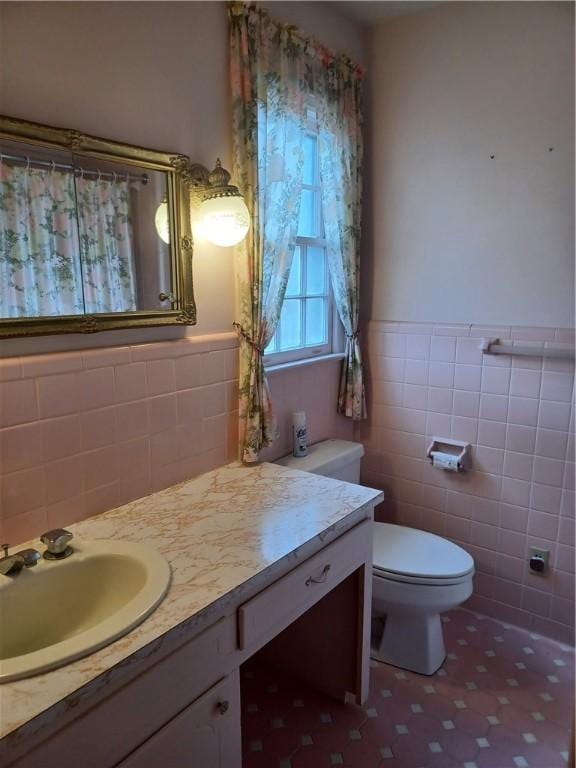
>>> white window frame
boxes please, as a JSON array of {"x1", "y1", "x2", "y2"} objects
[{"x1": 264, "y1": 116, "x2": 342, "y2": 367}]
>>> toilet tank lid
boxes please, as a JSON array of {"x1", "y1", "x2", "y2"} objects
[
  {"x1": 373, "y1": 523, "x2": 474, "y2": 580},
  {"x1": 275, "y1": 439, "x2": 364, "y2": 477}
]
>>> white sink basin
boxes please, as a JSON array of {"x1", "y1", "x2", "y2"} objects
[{"x1": 0, "y1": 539, "x2": 171, "y2": 682}]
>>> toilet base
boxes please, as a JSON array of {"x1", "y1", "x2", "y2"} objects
[{"x1": 371, "y1": 612, "x2": 446, "y2": 676}]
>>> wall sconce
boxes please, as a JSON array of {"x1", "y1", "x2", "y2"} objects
[
  {"x1": 154, "y1": 158, "x2": 250, "y2": 248},
  {"x1": 198, "y1": 159, "x2": 250, "y2": 247}
]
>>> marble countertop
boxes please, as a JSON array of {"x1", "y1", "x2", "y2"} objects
[{"x1": 0, "y1": 461, "x2": 382, "y2": 748}]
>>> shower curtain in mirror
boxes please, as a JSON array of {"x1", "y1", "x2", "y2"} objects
[
  {"x1": 0, "y1": 164, "x2": 84, "y2": 317},
  {"x1": 0, "y1": 163, "x2": 136, "y2": 317},
  {"x1": 229, "y1": 1, "x2": 366, "y2": 463},
  {"x1": 75, "y1": 175, "x2": 137, "y2": 313}
]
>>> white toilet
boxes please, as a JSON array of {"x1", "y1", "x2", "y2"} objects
[{"x1": 276, "y1": 439, "x2": 475, "y2": 676}]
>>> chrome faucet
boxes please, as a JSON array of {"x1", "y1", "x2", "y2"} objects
[
  {"x1": 41, "y1": 529, "x2": 74, "y2": 560},
  {"x1": 0, "y1": 543, "x2": 41, "y2": 577},
  {"x1": 0, "y1": 529, "x2": 74, "y2": 576}
]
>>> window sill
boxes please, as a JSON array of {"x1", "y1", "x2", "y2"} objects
[{"x1": 265, "y1": 352, "x2": 345, "y2": 374}]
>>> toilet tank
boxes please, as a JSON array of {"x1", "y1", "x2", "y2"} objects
[{"x1": 275, "y1": 439, "x2": 364, "y2": 483}]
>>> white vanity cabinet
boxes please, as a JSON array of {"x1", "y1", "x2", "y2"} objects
[
  {"x1": 5, "y1": 509, "x2": 377, "y2": 768},
  {"x1": 117, "y1": 672, "x2": 241, "y2": 768}
]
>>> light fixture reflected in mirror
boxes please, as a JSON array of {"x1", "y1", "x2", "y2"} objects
[
  {"x1": 199, "y1": 160, "x2": 250, "y2": 247},
  {"x1": 154, "y1": 195, "x2": 170, "y2": 244}
]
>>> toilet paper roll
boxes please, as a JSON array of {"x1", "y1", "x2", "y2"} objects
[{"x1": 430, "y1": 451, "x2": 460, "y2": 471}]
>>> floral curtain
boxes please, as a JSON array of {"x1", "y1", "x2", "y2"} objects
[
  {"x1": 229, "y1": 2, "x2": 366, "y2": 462},
  {"x1": 75, "y1": 176, "x2": 136, "y2": 313},
  {"x1": 230, "y1": 2, "x2": 307, "y2": 463},
  {"x1": 317, "y1": 69, "x2": 367, "y2": 420},
  {"x1": 0, "y1": 163, "x2": 84, "y2": 317}
]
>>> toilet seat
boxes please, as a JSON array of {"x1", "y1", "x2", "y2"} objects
[
  {"x1": 373, "y1": 567, "x2": 473, "y2": 587},
  {"x1": 373, "y1": 522, "x2": 474, "y2": 586}
]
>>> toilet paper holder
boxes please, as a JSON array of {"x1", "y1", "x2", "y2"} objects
[{"x1": 426, "y1": 437, "x2": 471, "y2": 472}]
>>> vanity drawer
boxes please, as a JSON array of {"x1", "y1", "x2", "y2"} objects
[{"x1": 238, "y1": 520, "x2": 372, "y2": 653}]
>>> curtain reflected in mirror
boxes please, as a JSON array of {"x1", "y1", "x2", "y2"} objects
[
  {"x1": 1, "y1": 147, "x2": 84, "y2": 317},
  {"x1": 75, "y1": 170, "x2": 137, "y2": 314},
  {"x1": 0, "y1": 139, "x2": 172, "y2": 320}
]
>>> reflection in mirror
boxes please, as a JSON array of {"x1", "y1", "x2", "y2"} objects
[
  {"x1": 0, "y1": 140, "x2": 172, "y2": 319},
  {"x1": 0, "y1": 140, "x2": 83, "y2": 318},
  {"x1": 71, "y1": 154, "x2": 172, "y2": 315},
  {"x1": 0, "y1": 115, "x2": 197, "y2": 338}
]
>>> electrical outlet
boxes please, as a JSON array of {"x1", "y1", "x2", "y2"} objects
[{"x1": 529, "y1": 546, "x2": 550, "y2": 574}]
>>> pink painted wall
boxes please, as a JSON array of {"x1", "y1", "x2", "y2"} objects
[
  {"x1": 365, "y1": 1, "x2": 574, "y2": 328},
  {"x1": 361, "y1": 321, "x2": 575, "y2": 644},
  {"x1": 0, "y1": 1, "x2": 367, "y2": 345}
]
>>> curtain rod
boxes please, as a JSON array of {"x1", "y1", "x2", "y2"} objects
[{"x1": 0, "y1": 151, "x2": 149, "y2": 184}]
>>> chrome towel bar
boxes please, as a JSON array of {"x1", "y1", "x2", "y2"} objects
[{"x1": 481, "y1": 338, "x2": 575, "y2": 360}]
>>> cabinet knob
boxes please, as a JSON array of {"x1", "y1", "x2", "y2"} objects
[{"x1": 217, "y1": 700, "x2": 230, "y2": 716}]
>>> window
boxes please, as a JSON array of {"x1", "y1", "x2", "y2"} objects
[{"x1": 264, "y1": 114, "x2": 340, "y2": 365}]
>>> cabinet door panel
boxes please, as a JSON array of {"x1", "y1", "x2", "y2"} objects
[
  {"x1": 118, "y1": 671, "x2": 240, "y2": 768},
  {"x1": 14, "y1": 617, "x2": 237, "y2": 768}
]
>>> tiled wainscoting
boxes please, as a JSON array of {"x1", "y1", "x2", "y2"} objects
[
  {"x1": 0, "y1": 333, "x2": 240, "y2": 545},
  {"x1": 360, "y1": 321, "x2": 575, "y2": 644},
  {"x1": 0, "y1": 336, "x2": 351, "y2": 546},
  {"x1": 262, "y1": 357, "x2": 353, "y2": 463}
]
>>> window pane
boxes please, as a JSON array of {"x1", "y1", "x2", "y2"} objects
[
  {"x1": 306, "y1": 246, "x2": 326, "y2": 296},
  {"x1": 264, "y1": 334, "x2": 276, "y2": 355},
  {"x1": 285, "y1": 247, "x2": 301, "y2": 297},
  {"x1": 303, "y1": 135, "x2": 316, "y2": 185},
  {"x1": 279, "y1": 299, "x2": 302, "y2": 350},
  {"x1": 305, "y1": 298, "x2": 327, "y2": 346},
  {"x1": 297, "y1": 189, "x2": 317, "y2": 238}
]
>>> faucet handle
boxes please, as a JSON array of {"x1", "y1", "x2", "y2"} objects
[
  {"x1": 1, "y1": 544, "x2": 9, "y2": 558},
  {"x1": 41, "y1": 529, "x2": 74, "y2": 560}
]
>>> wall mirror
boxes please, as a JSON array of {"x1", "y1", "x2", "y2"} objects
[{"x1": 0, "y1": 115, "x2": 198, "y2": 338}]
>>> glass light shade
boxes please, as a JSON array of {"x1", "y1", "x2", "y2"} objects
[
  {"x1": 154, "y1": 200, "x2": 170, "y2": 244},
  {"x1": 200, "y1": 195, "x2": 250, "y2": 247}
]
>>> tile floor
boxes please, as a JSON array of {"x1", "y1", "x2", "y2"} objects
[{"x1": 241, "y1": 609, "x2": 574, "y2": 768}]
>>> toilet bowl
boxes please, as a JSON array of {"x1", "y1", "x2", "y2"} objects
[
  {"x1": 276, "y1": 439, "x2": 475, "y2": 676},
  {"x1": 371, "y1": 522, "x2": 474, "y2": 675}
]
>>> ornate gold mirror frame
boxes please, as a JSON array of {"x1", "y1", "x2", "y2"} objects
[{"x1": 0, "y1": 115, "x2": 199, "y2": 338}]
